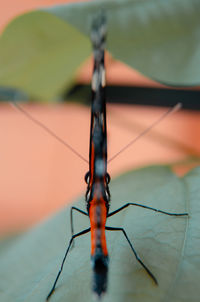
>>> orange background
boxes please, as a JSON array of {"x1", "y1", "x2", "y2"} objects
[{"x1": 0, "y1": 0, "x2": 199, "y2": 237}]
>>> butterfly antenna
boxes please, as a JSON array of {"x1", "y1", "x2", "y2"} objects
[
  {"x1": 108, "y1": 103, "x2": 182, "y2": 164},
  {"x1": 10, "y1": 102, "x2": 88, "y2": 164}
]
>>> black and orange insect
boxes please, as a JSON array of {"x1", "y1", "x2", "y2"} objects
[
  {"x1": 45, "y1": 14, "x2": 188, "y2": 300},
  {"x1": 13, "y1": 13, "x2": 188, "y2": 301}
]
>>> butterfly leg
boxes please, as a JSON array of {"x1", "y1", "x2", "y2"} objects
[
  {"x1": 106, "y1": 226, "x2": 157, "y2": 284},
  {"x1": 46, "y1": 227, "x2": 90, "y2": 301},
  {"x1": 70, "y1": 206, "x2": 88, "y2": 248},
  {"x1": 107, "y1": 203, "x2": 188, "y2": 218}
]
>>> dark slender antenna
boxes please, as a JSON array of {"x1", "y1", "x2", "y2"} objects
[
  {"x1": 108, "y1": 103, "x2": 182, "y2": 163},
  {"x1": 10, "y1": 102, "x2": 88, "y2": 164}
]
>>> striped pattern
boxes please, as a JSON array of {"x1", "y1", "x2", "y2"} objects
[{"x1": 86, "y1": 12, "x2": 110, "y2": 297}]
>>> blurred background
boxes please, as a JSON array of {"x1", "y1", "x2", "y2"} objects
[{"x1": 0, "y1": 0, "x2": 199, "y2": 238}]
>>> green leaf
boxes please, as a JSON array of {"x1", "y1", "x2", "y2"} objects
[
  {"x1": 44, "y1": 0, "x2": 200, "y2": 86},
  {"x1": 0, "y1": 0, "x2": 200, "y2": 100},
  {"x1": 0, "y1": 11, "x2": 91, "y2": 100},
  {"x1": 0, "y1": 233, "x2": 22, "y2": 255},
  {"x1": 0, "y1": 166, "x2": 199, "y2": 302}
]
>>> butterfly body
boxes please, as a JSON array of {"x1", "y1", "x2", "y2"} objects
[{"x1": 86, "y1": 14, "x2": 110, "y2": 296}]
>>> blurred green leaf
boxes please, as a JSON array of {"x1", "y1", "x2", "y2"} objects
[
  {"x1": 0, "y1": 233, "x2": 22, "y2": 255},
  {"x1": 45, "y1": 0, "x2": 200, "y2": 86},
  {"x1": 0, "y1": 0, "x2": 200, "y2": 100},
  {"x1": 0, "y1": 11, "x2": 91, "y2": 100},
  {"x1": 0, "y1": 166, "x2": 199, "y2": 302}
]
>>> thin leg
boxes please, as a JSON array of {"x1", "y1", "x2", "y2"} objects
[
  {"x1": 70, "y1": 207, "x2": 88, "y2": 237},
  {"x1": 46, "y1": 227, "x2": 90, "y2": 301},
  {"x1": 108, "y1": 203, "x2": 188, "y2": 218},
  {"x1": 70, "y1": 207, "x2": 88, "y2": 248},
  {"x1": 106, "y1": 226, "x2": 157, "y2": 285}
]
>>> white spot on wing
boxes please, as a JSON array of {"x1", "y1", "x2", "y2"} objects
[
  {"x1": 101, "y1": 66, "x2": 106, "y2": 87},
  {"x1": 92, "y1": 70, "x2": 98, "y2": 91},
  {"x1": 95, "y1": 159, "x2": 104, "y2": 176}
]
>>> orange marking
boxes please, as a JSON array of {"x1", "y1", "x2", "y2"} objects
[{"x1": 89, "y1": 196, "x2": 108, "y2": 256}]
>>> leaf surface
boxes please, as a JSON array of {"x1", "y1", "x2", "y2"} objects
[
  {"x1": 0, "y1": 11, "x2": 90, "y2": 100},
  {"x1": 44, "y1": 0, "x2": 200, "y2": 86},
  {"x1": 0, "y1": 0, "x2": 200, "y2": 99},
  {"x1": 0, "y1": 166, "x2": 199, "y2": 302}
]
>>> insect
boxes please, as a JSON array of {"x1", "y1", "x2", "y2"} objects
[{"x1": 12, "y1": 13, "x2": 188, "y2": 301}]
